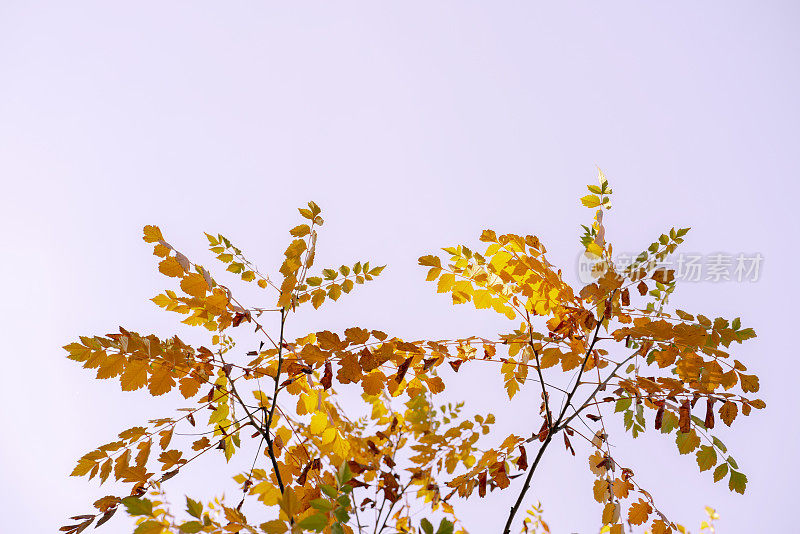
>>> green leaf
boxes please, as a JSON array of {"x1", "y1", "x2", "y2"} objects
[
  {"x1": 420, "y1": 518, "x2": 434, "y2": 534},
  {"x1": 713, "y1": 463, "x2": 728, "y2": 482},
  {"x1": 660, "y1": 411, "x2": 678, "y2": 434},
  {"x1": 696, "y1": 446, "x2": 717, "y2": 472},
  {"x1": 615, "y1": 397, "x2": 632, "y2": 413},
  {"x1": 676, "y1": 430, "x2": 700, "y2": 455},
  {"x1": 186, "y1": 497, "x2": 203, "y2": 519},
  {"x1": 179, "y1": 521, "x2": 203, "y2": 533},
  {"x1": 321, "y1": 484, "x2": 338, "y2": 499},
  {"x1": 436, "y1": 519, "x2": 455, "y2": 534},
  {"x1": 310, "y1": 498, "x2": 332, "y2": 511},
  {"x1": 729, "y1": 470, "x2": 747, "y2": 494},
  {"x1": 333, "y1": 506, "x2": 349, "y2": 523},
  {"x1": 121, "y1": 496, "x2": 153, "y2": 517},
  {"x1": 297, "y1": 513, "x2": 328, "y2": 532},
  {"x1": 727, "y1": 456, "x2": 739, "y2": 469},
  {"x1": 337, "y1": 461, "x2": 353, "y2": 485},
  {"x1": 133, "y1": 521, "x2": 164, "y2": 534}
]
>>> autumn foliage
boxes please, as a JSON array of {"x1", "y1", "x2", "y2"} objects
[{"x1": 62, "y1": 173, "x2": 763, "y2": 534}]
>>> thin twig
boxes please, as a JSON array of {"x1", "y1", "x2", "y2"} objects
[{"x1": 502, "y1": 309, "x2": 606, "y2": 534}]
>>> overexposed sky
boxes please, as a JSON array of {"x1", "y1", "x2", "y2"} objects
[{"x1": 1, "y1": 2, "x2": 798, "y2": 533}]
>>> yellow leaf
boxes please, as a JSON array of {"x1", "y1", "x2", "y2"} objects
[
  {"x1": 651, "y1": 519, "x2": 670, "y2": 534},
  {"x1": 204, "y1": 291, "x2": 228, "y2": 316},
  {"x1": 97, "y1": 353, "x2": 126, "y2": 380},
  {"x1": 158, "y1": 257, "x2": 184, "y2": 278},
  {"x1": 310, "y1": 412, "x2": 328, "y2": 434},
  {"x1": 321, "y1": 428, "x2": 337, "y2": 445},
  {"x1": 473, "y1": 290, "x2": 492, "y2": 309},
  {"x1": 361, "y1": 373, "x2": 384, "y2": 396},
  {"x1": 290, "y1": 224, "x2": 311, "y2": 237},
  {"x1": 612, "y1": 477, "x2": 632, "y2": 499},
  {"x1": 588, "y1": 451, "x2": 607, "y2": 476},
  {"x1": 260, "y1": 520, "x2": 288, "y2": 534},
  {"x1": 120, "y1": 359, "x2": 149, "y2": 391},
  {"x1": 437, "y1": 273, "x2": 455, "y2": 293},
  {"x1": 593, "y1": 479, "x2": 610, "y2": 503},
  {"x1": 602, "y1": 502, "x2": 620, "y2": 525},
  {"x1": 581, "y1": 194, "x2": 602, "y2": 208},
  {"x1": 276, "y1": 426, "x2": 292, "y2": 447},
  {"x1": 148, "y1": 366, "x2": 175, "y2": 396},
  {"x1": 628, "y1": 499, "x2": 652, "y2": 526},
  {"x1": 153, "y1": 243, "x2": 170, "y2": 258},
  {"x1": 328, "y1": 284, "x2": 342, "y2": 301},
  {"x1": 586, "y1": 243, "x2": 604, "y2": 258},
  {"x1": 158, "y1": 449, "x2": 184, "y2": 470},
  {"x1": 539, "y1": 348, "x2": 560, "y2": 369},
  {"x1": 143, "y1": 225, "x2": 164, "y2": 243},
  {"x1": 180, "y1": 273, "x2": 209, "y2": 298},
  {"x1": 179, "y1": 376, "x2": 201, "y2": 399}
]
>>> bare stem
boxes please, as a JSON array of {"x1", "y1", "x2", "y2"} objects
[{"x1": 502, "y1": 314, "x2": 606, "y2": 534}]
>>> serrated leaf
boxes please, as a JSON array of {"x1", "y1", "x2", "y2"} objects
[
  {"x1": 121, "y1": 497, "x2": 153, "y2": 517},
  {"x1": 729, "y1": 470, "x2": 747, "y2": 494},
  {"x1": 297, "y1": 513, "x2": 328, "y2": 532},
  {"x1": 186, "y1": 497, "x2": 202, "y2": 519},
  {"x1": 713, "y1": 462, "x2": 728, "y2": 482},
  {"x1": 696, "y1": 446, "x2": 717, "y2": 472}
]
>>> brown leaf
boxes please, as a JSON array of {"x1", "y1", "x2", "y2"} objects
[
  {"x1": 347, "y1": 460, "x2": 368, "y2": 474},
  {"x1": 651, "y1": 269, "x2": 675, "y2": 284},
  {"x1": 321, "y1": 361, "x2": 333, "y2": 390},
  {"x1": 297, "y1": 461, "x2": 312, "y2": 486},
  {"x1": 95, "y1": 508, "x2": 117, "y2": 528},
  {"x1": 367, "y1": 440, "x2": 380, "y2": 455},
  {"x1": 637, "y1": 281, "x2": 648, "y2": 296},
  {"x1": 679, "y1": 399, "x2": 691, "y2": 433},
  {"x1": 395, "y1": 356, "x2": 413, "y2": 383},
  {"x1": 720, "y1": 401, "x2": 738, "y2": 426},
  {"x1": 448, "y1": 359, "x2": 464, "y2": 372},
  {"x1": 704, "y1": 398, "x2": 716, "y2": 429},
  {"x1": 516, "y1": 446, "x2": 528, "y2": 471},
  {"x1": 563, "y1": 433, "x2": 575, "y2": 456}
]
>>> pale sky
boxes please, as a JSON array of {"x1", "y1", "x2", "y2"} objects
[{"x1": 1, "y1": 2, "x2": 798, "y2": 533}]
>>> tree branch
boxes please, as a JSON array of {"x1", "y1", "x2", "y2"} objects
[
  {"x1": 502, "y1": 311, "x2": 606, "y2": 534},
  {"x1": 223, "y1": 308, "x2": 288, "y2": 494},
  {"x1": 527, "y1": 311, "x2": 552, "y2": 431}
]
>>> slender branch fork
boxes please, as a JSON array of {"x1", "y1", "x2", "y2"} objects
[
  {"x1": 502, "y1": 309, "x2": 608, "y2": 534},
  {"x1": 224, "y1": 307, "x2": 288, "y2": 495}
]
